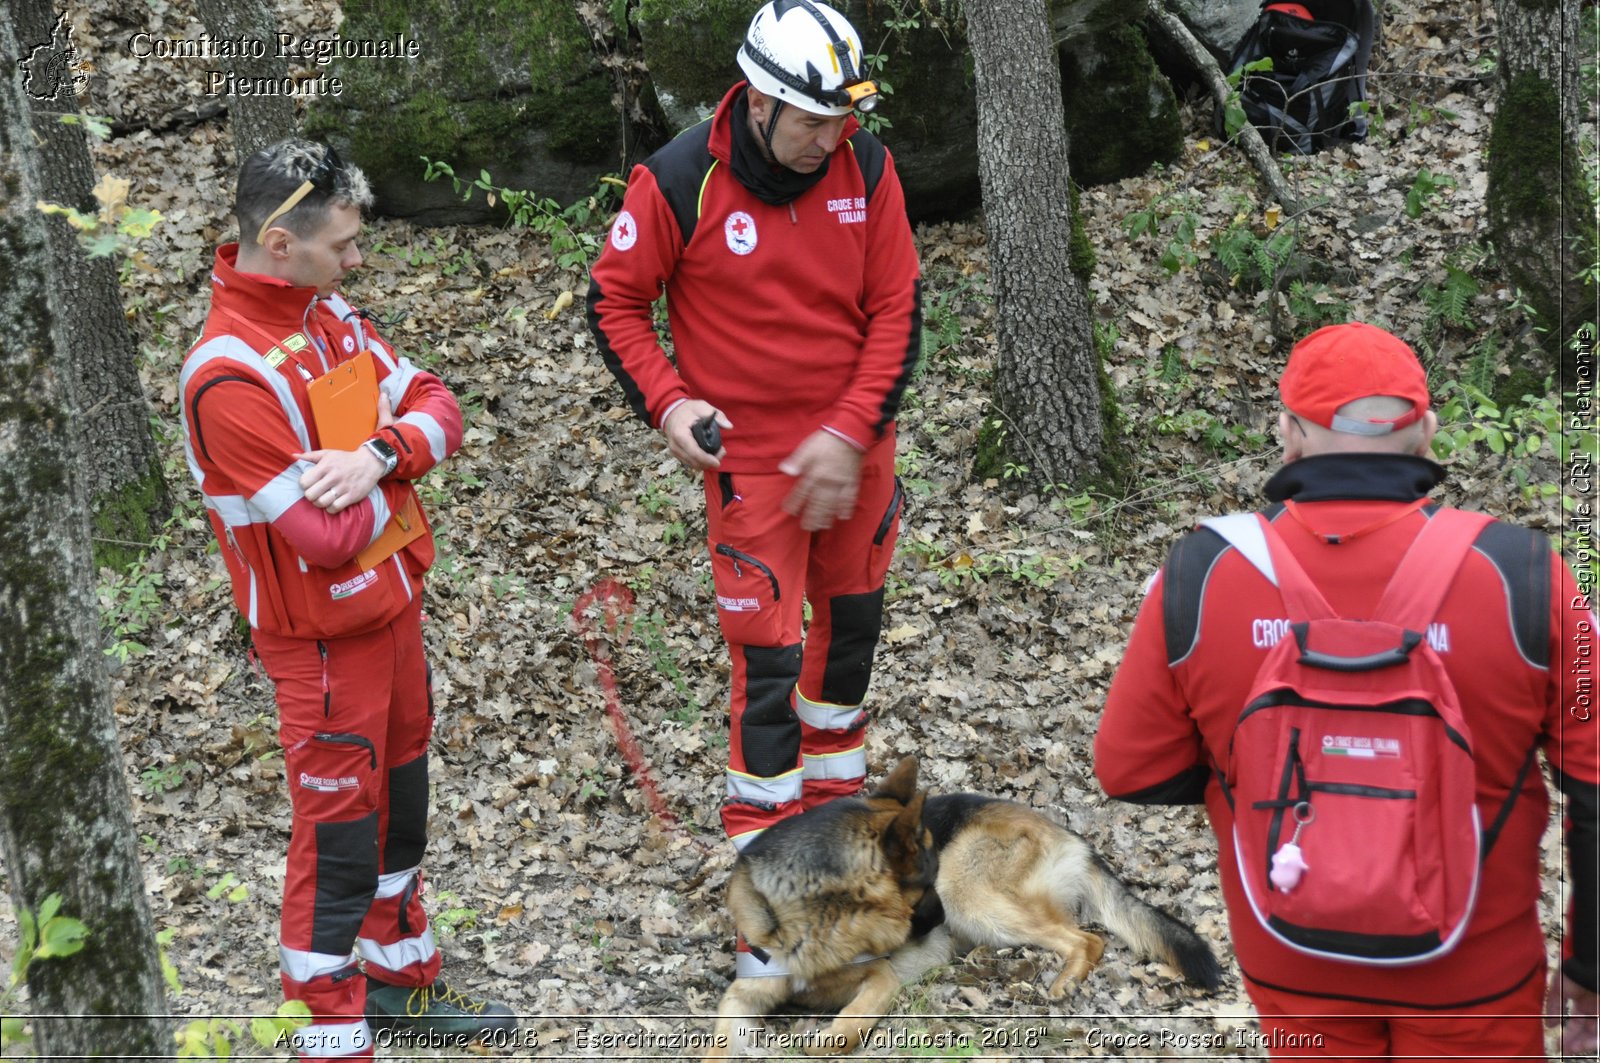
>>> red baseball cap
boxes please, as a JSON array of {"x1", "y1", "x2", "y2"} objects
[{"x1": 1280, "y1": 323, "x2": 1431, "y2": 436}]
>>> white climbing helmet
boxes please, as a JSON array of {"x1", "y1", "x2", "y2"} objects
[{"x1": 737, "y1": 0, "x2": 880, "y2": 116}]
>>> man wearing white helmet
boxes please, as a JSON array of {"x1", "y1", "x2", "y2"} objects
[{"x1": 588, "y1": 0, "x2": 921, "y2": 854}]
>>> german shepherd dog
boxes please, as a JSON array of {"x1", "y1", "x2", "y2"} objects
[{"x1": 704, "y1": 757, "x2": 1221, "y2": 1059}]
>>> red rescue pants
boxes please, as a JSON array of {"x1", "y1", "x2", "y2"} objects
[
  {"x1": 1245, "y1": 963, "x2": 1547, "y2": 1061},
  {"x1": 253, "y1": 596, "x2": 441, "y2": 1060},
  {"x1": 704, "y1": 433, "x2": 902, "y2": 847}
]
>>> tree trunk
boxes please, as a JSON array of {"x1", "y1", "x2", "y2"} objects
[
  {"x1": 966, "y1": 0, "x2": 1105, "y2": 487},
  {"x1": 8, "y1": 0, "x2": 171, "y2": 572},
  {"x1": 1486, "y1": 0, "x2": 1591, "y2": 368},
  {"x1": 0, "y1": 17, "x2": 168, "y2": 1059},
  {"x1": 193, "y1": 0, "x2": 297, "y2": 162}
]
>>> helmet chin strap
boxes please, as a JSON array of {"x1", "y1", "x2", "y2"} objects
[{"x1": 760, "y1": 97, "x2": 786, "y2": 167}]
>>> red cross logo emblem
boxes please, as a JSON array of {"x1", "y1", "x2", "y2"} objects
[
  {"x1": 611, "y1": 210, "x2": 638, "y2": 252},
  {"x1": 724, "y1": 211, "x2": 757, "y2": 256}
]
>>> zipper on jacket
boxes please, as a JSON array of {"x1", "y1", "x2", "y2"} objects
[
  {"x1": 716, "y1": 544, "x2": 780, "y2": 601},
  {"x1": 788, "y1": 203, "x2": 798, "y2": 225},
  {"x1": 223, "y1": 526, "x2": 247, "y2": 568},
  {"x1": 317, "y1": 641, "x2": 330, "y2": 716},
  {"x1": 313, "y1": 731, "x2": 377, "y2": 771}
]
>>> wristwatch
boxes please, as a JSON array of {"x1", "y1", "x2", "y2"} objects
[{"x1": 363, "y1": 438, "x2": 399, "y2": 476}]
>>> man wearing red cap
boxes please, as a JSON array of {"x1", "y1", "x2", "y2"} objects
[{"x1": 1096, "y1": 322, "x2": 1598, "y2": 1059}]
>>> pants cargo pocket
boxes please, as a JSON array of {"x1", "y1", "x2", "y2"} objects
[
  {"x1": 712, "y1": 542, "x2": 784, "y2": 646},
  {"x1": 284, "y1": 730, "x2": 379, "y2": 822}
]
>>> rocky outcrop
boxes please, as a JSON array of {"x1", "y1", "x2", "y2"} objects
[
  {"x1": 304, "y1": 0, "x2": 642, "y2": 225},
  {"x1": 311, "y1": 0, "x2": 1190, "y2": 224}
]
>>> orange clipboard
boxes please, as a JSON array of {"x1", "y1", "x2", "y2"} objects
[
  {"x1": 356, "y1": 492, "x2": 424, "y2": 572},
  {"x1": 307, "y1": 351, "x2": 379, "y2": 449},
  {"x1": 305, "y1": 353, "x2": 426, "y2": 570}
]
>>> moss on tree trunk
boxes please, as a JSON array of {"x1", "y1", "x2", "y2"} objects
[
  {"x1": 90, "y1": 457, "x2": 169, "y2": 573},
  {"x1": 0, "y1": 11, "x2": 168, "y2": 1053},
  {"x1": 1485, "y1": 0, "x2": 1592, "y2": 371}
]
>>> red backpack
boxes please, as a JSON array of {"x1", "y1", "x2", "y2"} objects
[{"x1": 1207, "y1": 508, "x2": 1496, "y2": 965}]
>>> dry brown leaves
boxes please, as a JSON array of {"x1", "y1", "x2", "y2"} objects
[{"x1": 0, "y1": 0, "x2": 1578, "y2": 1057}]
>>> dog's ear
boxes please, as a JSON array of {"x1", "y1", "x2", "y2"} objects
[
  {"x1": 872, "y1": 756, "x2": 920, "y2": 804},
  {"x1": 882, "y1": 789, "x2": 928, "y2": 871}
]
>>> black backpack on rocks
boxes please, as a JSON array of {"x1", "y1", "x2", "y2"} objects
[{"x1": 1214, "y1": 0, "x2": 1376, "y2": 154}]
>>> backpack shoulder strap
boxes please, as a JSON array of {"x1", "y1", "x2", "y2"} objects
[
  {"x1": 1373, "y1": 508, "x2": 1495, "y2": 632},
  {"x1": 1202, "y1": 511, "x2": 1337, "y2": 622}
]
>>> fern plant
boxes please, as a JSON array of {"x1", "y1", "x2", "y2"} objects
[
  {"x1": 1420, "y1": 264, "x2": 1479, "y2": 334},
  {"x1": 1286, "y1": 281, "x2": 1351, "y2": 329},
  {"x1": 1212, "y1": 221, "x2": 1296, "y2": 291}
]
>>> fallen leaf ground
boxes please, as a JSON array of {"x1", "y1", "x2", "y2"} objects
[{"x1": 1, "y1": 0, "x2": 1588, "y2": 1058}]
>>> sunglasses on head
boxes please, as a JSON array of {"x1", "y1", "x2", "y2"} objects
[{"x1": 255, "y1": 147, "x2": 344, "y2": 245}]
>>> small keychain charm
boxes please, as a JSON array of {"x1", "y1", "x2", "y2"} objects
[{"x1": 1270, "y1": 802, "x2": 1314, "y2": 892}]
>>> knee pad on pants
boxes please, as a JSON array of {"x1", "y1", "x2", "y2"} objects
[
  {"x1": 815, "y1": 588, "x2": 886, "y2": 707},
  {"x1": 734, "y1": 643, "x2": 802, "y2": 777}
]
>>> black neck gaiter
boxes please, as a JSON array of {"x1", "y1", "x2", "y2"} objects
[{"x1": 728, "y1": 92, "x2": 832, "y2": 206}]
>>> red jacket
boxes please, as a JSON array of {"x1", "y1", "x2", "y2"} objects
[
  {"x1": 586, "y1": 83, "x2": 921, "y2": 470},
  {"x1": 181, "y1": 246, "x2": 463, "y2": 639},
  {"x1": 1096, "y1": 454, "x2": 1599, "y2": 1006}
]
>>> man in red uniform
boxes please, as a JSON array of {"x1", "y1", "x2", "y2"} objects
[
  {"x1": 1096, "y1": 322, "x2": 1598, "y2": 1059},
  {"x1": 181, "y1": 139, "x2": 513, "y2": 1060},
  {"x1": 587, "y1": 0, "x2": 921, "y2": 852}
]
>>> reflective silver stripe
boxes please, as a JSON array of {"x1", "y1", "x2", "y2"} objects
[
  {"x1": 367, "y1": 340, "x2": 399, "y2": 375},
  {"x1": 325, "y1": 293, "x2": 362, "y2": 351},
  {"x1": 736, "y1": 950, "x2": 878, "y2": 977},
  {"x1": 729, "y1": 827, "x2": 764, "y2": 851},
  {"x1": 279, "y1": 944, "x2": 354, "y2": 983},
  {"x1": 397, "y1": 411, "x2": 447, "y2": 463},
  {"x1": 206, "y1": 492, "x2": 253, "y2": 528},
  {"x1": 391, "y1": 554, "x2": 413, "y2": 599},
  {"x1": 180, "y1": 433, "x2": 207, "y2": 496},
  {"x1": 249, "y1": 462, "x2": 312, "y2": 523},
  {"x1": 802, "y1": 745, "x2": 867, "y2": 782},
  {"x1": 1141, "y1": 568, "x2": 1162, "y2": 598},
  {"x1": 726, "y1": 767, "x2": 802, "y2": 806},
  {"x1": 291, "y1": 1020, "x2": 372, "y2": 1057},
  {"x1": 357, "y1": 927, "x2": 437, "y2": 973},
  {"x1": 366, "y1": 486, "x2": 391, "y2": 548},
  {"x1": 1200, "y1": 514, "x2": 1278, "y2": 587},
  {"x1": 182, "y1": 335, "x2": 312, "y2": 450},
  {"x1": 373, "y1": 866, "x2": 418, "y2": 901},
  {"x1": 246, "y1": 565, "x2": 259, "y2": 629},
  {"x1": 379, "y1": 358, "x2": 424, "y2": 410},
  {"x1": 736, "y1": 949, "x2": 790, "y2": 978},
  {"x1": 182, "y1": 336, "x2": 310, "y2": 533},
  {"x1": 795, "y1": 692, "x2": 864, "y2": 731}
]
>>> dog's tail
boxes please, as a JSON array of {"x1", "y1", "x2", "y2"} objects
[{"x1": 1071, "y1": 851, "x2": 1223, "y2": 991}]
